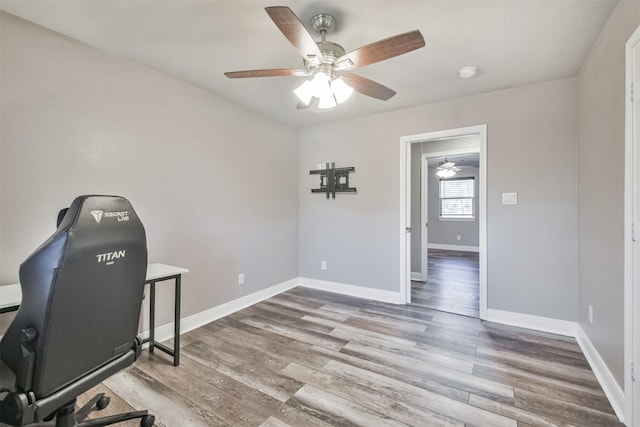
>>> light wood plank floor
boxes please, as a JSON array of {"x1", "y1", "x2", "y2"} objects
[
  {"x1": 76, "y1": 287, "x2": 620, "y2": 427},
  {"x1": 413, "y1": 249, "x2": 480, "y2": 318}
]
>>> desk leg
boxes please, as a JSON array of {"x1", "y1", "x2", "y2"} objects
[
  {"x1": 149, "y1": 281, "x2": 156, "y2": 353},
  {"x1": 174, "y1": 275, "x2": 181, "y2": 366},
  {"x1": 143, "y1": 275, "x2": 181, "y2": 366}
]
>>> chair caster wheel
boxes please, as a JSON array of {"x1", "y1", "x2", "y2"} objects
[
  {"x1": 96, "y1": 396, "x2": 110, "y2": 410},
  {"x1": 141, "y1": 414, "x2": 155, "y2": 427}
]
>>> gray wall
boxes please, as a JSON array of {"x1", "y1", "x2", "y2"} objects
[
  {"x1": 410, "y1": 137, "x2": 480, "y2": 273},
  {"x1": 427, "y1": 166, "x2": 480, "y2": 247},
  {"x1": 300, "y1": 77, "x2": 579, "y2": 322},
  {"x1": 410, "y1": 142, "x2": 423, "y2": 273},
  {"x1": 0, "y1": 13, "x2": 299, "y2": 326},
  {"x1": 577, "y1": 1, "x2": 640, "y2": 388}
]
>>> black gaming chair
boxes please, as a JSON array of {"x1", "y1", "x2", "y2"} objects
[{"x1": 0, "y1": 195, "x2": 154, "y2": 427}]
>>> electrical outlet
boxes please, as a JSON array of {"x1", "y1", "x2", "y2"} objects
[
  {"x1": 502, "y1": 192, "x2": 518, "y2": 205},
  {"x1": 321, "y1": 261, "x2": 327, "y2": 271},
  {"x1": 238, "y1": 273, "x2": 245, "y2": 285},
  {"x1": 456, "y1": 235, "x2": 461, "y2": 241},
  {"x1": 588, "y1": 305, "x2": 593, "y2": 324}
]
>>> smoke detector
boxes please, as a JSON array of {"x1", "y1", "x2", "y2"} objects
[{"x1": 458, "y1": 66, "x2": 478, "y2": 79}]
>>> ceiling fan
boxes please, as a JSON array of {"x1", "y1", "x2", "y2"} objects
[
  {"x1": 224, "y1": 6, "x2": 425, "y2": 110},
  {"x1": 436, "y1": 158, "x2": 462, "y2": 178}
]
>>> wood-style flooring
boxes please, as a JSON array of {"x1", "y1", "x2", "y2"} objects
[
  {"x1": 412, "y1": 249, "x2": 480, "y2": 318},
  {"x1": 73, "y1": 287, "x2": 621, "y2": 427}
]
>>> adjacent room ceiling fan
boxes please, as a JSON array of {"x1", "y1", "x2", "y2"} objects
[
  {"x1": 436, "y1": 158, "x2": 462, "y2": 178},
  {"x1": 224, "y1": 6, "x2": 425, "y2": 110}
]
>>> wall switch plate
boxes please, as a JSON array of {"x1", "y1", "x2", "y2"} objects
[
  {"x1": 456, "y1": 235, "x2": 461, "y2": 241},
  {"x1": 502, "y1": 192, "x2": 518, "y2": 205},
  {"x1": 588, "y1": 305, "x2": 593, "y2": 324},
  {"x1": 321, "y1": 261, "x2": 327, "y2": 271},
  {"x1": 238, "y1": 273, "x2": 245, "y2": 285}
]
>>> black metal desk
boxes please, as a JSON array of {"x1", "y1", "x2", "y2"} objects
[
  {"x1": 0, "y1": 263, "x2": 189, "y2": 366},
  {"x1": 0, "y1": 284, "x2": 20, "y2": 314},
  {"x1": 142, "y1": 263, "x2": 189, "y2": 366}
]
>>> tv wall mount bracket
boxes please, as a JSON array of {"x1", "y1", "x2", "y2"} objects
[{"x1": 310, "y1": 162, "x2": 356, "y2": 199}]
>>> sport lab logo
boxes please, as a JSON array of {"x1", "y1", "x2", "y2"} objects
[
  {"x1": 90, "y1": 210, "x2": 104, "y2": 223},
  {"x1": 90, "y1": 210, "x2": 129, "y2": 223}
]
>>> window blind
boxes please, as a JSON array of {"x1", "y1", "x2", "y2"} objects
[{"x1": 440, "y1": 177, "x2": 475, "y2": 219}]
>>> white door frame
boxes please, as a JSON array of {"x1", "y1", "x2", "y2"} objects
[
  {"x1": 399, "y1": 124, "x2": 487, "y2": 318},
  {"x1": 624, "y1": 24, "x2": 640, "y2": 427}
]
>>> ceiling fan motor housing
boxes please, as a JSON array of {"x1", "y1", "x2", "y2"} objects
[
  {"x1": 303, "y1": 13, "x2": 345, "y2": 74},
  {"x1": 304, "y1": 40, "x2": 345, "y2": 73}
]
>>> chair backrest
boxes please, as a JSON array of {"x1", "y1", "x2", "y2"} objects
[{"x1": 0, "y1": 195, "x2": 147, "y2": 398}]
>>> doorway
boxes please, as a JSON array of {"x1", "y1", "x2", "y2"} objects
[
  {"x1": 399, "y1": 124, "x2": 487, "y2": 319},
  {"x1": 415, "y1": 151, "x2": 481, "y2": 317}
]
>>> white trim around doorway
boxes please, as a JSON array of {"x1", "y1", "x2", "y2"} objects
[{"x1": 623, "y1": 23, "x2": 640, "y2": 427}]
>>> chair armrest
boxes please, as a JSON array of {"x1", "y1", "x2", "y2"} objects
[{"x1": 15, "y1": 327, "x2": 37, "y2": 392}]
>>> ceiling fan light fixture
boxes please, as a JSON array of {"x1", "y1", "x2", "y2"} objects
[
  {"x1": 294, "y1": 71, "x2": 352, "y2": 109},
  {"x1": 294, "y1": 80, "x2": 314, "y2": 105},
  {"x1": 436, "y1": 157, "x2": 460, "y2": 178},
  {"x1": 318, "y1": 93, "x2": 337, "y2": 109},
  {"x1": 436, "y1": 168, "x2": 456, "y2": 178},
  {"x1": 310, "y1": 72, "x2": 332, "y2": 99},
  {"x1": 312, "y1": 73, "x2": 337, "y2": 109},
  {"x1": 331, "y1": 77, "x2": 353, "y2": 104}
]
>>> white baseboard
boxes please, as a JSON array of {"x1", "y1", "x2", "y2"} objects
[
  {"x1": 485, "y1": 309, "x2": 577, "y2": 337},
  {"x1": 141, "y1": 278, "x2": 298, "y2": 343},
  {"x1": 143, "y1": 276, "x2": 402, "y2": 343},
  {"x1": 411, "y1": 272, "x2": 425, "y2": 281},
  {"x1": 428, "y1": 243, "x2": 479, "y2": 252},
  {"x1": 575, "y1": 325, "x2": 626, "y2": 423},
  {"x1": 486, "y1": 309, "x2": 625, "y2": 423},
  {"x1": 298, "y1": 277, "x2": 404, "y2": 304}
]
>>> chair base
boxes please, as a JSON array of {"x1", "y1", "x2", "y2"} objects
[{"x1": 41, "y1": 393, "x2": 154, "y2": 427}]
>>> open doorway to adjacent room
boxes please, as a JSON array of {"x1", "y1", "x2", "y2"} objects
[
  {"x1": 400, "y1": 125, "x2": 487, "y2": 319},
  {"x1": 413, "y1": 151, "x2": 480, "y2": 317}
]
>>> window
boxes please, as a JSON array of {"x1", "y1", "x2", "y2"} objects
[{"x1": 439, "y1": 177, "x2": 475, "y2": 219}]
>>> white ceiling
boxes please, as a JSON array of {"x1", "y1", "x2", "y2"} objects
[
  {"x1": 0, "y1": 0, "x2": 617, "y2": 128},
  {"x1": 428, "y1": 153, "x2": 480, "y2": 168}
]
